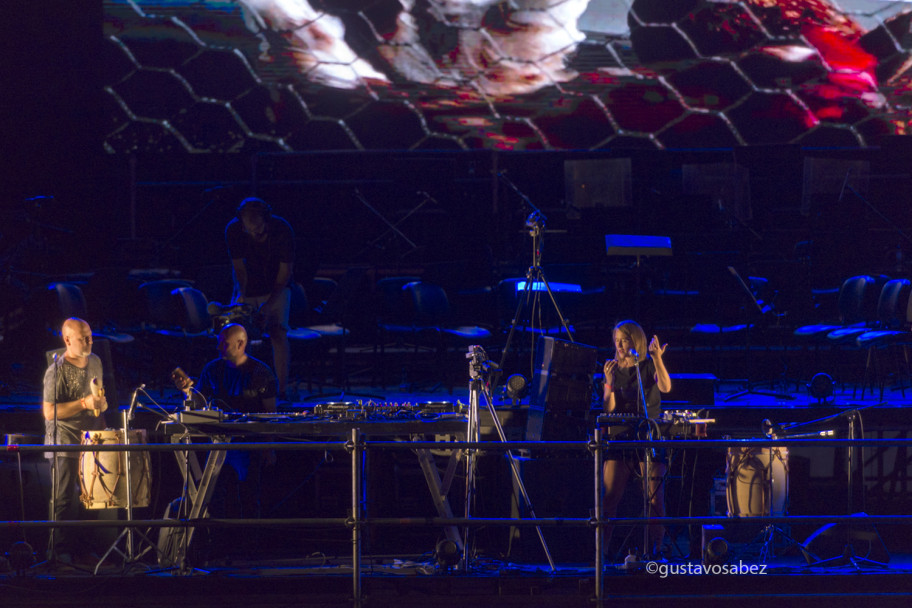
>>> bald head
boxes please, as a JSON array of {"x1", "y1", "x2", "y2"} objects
[
  {"x1": 62, "y1": 317, "x2": 93, "y2": 359},
  {"x1": 217, "y1": 323, "x2": 249, "y2": 365}
]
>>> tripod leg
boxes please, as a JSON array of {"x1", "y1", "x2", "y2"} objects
[
  {"x1": 481, "y1": 382, "x2": 555, "y2": 571},
  {"x1": 535, "y1": 271, "x2": 574, "y2": 343},
  {"x1": 497, "y1": 272, "x2": 536, "y2": 373}
]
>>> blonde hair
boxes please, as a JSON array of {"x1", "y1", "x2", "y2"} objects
[{"x1": 613, "y1": 320, "x2": 647, "y2": 362}]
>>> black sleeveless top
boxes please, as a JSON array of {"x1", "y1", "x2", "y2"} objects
[{"x1": 605, "y1": 357, "x2": 661, "y2": 419}]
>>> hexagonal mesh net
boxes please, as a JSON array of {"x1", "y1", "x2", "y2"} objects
[{"x1": 104, "y1": 0, "x2": 912, "y2": 152}]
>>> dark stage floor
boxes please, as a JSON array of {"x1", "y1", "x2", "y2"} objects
[{"x1": 3, "y1": 373, "x2": 912, "y2": 606}]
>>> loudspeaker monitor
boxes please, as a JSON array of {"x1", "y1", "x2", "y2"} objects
[{"x1": 526, "y1": 336, "x2": 597, "y2": 442}]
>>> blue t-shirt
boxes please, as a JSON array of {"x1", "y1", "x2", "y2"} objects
[{"x1": 197, "y1": 356, "x2": 277, "y2": 414}]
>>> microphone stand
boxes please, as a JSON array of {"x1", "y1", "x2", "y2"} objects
[
  {"x1": 95, "y1": 385, "x2": 156, "y2": 574},
  {"x1": 633, "y1": 355, "x2": 653, "y2": 557},
  {"x1": 49, "y1": 354, "x2": 61, "y2": 565},
  {"x1": 780, "y1": 403, "x2": 879, "y2": 515}
]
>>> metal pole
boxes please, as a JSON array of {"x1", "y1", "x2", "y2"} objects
[
  {"x1": 351, "y1": 428, "x2": 362, "y2": 606},
  {"x1": 123, "y1": 411, "x2": 135, "y2": 559},
  {"x1": 634, "y1": 359, "x2": 651, "y2": 555},
  {"x1": 594, "y1": 427, "x2": 604, "y2": 602},
  {"x1": 463, "y1": 377, "x2": 480, "y2": 571},
  {"x1": 847, "y1": 412, "x2": 855, "y2": 514}
]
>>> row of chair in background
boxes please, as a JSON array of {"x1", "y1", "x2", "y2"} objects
[
  {"x1": 42, "y1": 271, "x2": 494, "y2": 397},
  {"x1": 373, "y1": 277, "x2": 493, "y2": 391},
  {"x1": 44, "y1": 278, "x2": 215, "y2": 398},
  {"x1": 44, "y1": 273, "x2": 355, "y2": 395},
  {"x1": 794, "y1": 275, "x2": 912, "y2": 399}
]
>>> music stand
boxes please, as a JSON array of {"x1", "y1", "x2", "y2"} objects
[
  {"x1": 604, "y1": 234, "x2": 672, "y2": 318},
  {"x1": 723, "y1": 266, "x2": 793, "y2": 402}
]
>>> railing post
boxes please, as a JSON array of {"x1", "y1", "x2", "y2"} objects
[
  {"x1": 350, "y1": 428, "x2": 363, "y2": 607},
  {"x1": 593, "y1": 428, "x2": 604, "y2": 603}
]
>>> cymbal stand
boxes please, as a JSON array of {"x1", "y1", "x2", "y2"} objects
[
  {"x1": 494, "y1": 171, "x2": 573, "y2": 384},
  {"x1": 464, "y1": 346, "x2": 555, "y2": 572},
  {"x1": 95, "y1": 386, "x2": 157, "y2": 574}
]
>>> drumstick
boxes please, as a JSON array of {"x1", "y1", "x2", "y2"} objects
[{"x1": 90, "y1": 377, "x2": 104, "y2": 417}]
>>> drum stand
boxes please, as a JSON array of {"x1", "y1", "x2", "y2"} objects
[
  {"x1": 749, "y1": 445, "x2": 805, "y2": 563},
  {"x1": 94, "y1": 390, "x2": 157, "y2": 574},
  {"x1": 757, "y1": 524, "x2": 809, "y2": 564}
]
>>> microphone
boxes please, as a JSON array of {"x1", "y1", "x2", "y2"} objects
[
  {"x1": 127, "y1": 384, "x2": 145, "y2": 421},
  {"x1": 629, "y1": 348, "x2": 639, "y2": 359},
  {"x1": 761, "y1": 418, "x2": 782, "y2": 438}
]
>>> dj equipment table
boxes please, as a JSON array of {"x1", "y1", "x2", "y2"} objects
[{"x1": 156, "y1": 410, "x2": 468, "y2": 569}]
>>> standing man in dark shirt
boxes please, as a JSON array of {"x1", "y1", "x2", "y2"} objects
[
  {"x1": 42, "y1": 317, "x2": 108, "y2": 563},
  {"x1": 226, "y1": 197, "x2": 294, "y2": 399}
]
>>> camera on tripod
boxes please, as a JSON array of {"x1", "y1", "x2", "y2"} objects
[{"x1": 466, "y1": 345, "x2": 499, "y2": 380}]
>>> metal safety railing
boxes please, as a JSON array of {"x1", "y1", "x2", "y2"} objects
[{"x1": 8, "y1": 433, "x2": 912, "y2": 605}]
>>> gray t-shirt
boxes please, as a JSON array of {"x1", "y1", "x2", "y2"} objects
[{"x1": 43, "y1": 354, "x2": 107, "y2": 459}]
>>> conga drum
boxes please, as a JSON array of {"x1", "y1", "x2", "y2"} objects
[
  {"x1": 725, "y1": 446, "x2": 789, "y2": 517},
  {"x1": 79, "y1": 429, "x2": 151, "y2": 509}
]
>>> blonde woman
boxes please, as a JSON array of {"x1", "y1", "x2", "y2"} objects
[{"x1": 601, "y1": 320, "x2": 671, "y2": 559}]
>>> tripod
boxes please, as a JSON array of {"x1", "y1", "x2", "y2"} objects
[
  {"x1": 463, "y1": 346, "x2": 555, "y2": 572},
  {"x1": 724, "y1": 266, "x2": 793, "y2": 402},
  {"x1": 494, "y1": 171, "x2": 573, "y2": 381}
]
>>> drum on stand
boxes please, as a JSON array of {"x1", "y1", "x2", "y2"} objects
[
  {"x1": 79, "y1": 429, "x2": 151, "y2": 510},
  {"x1": 725, "y1": 446, "x2": 789, "y2": 517}
]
